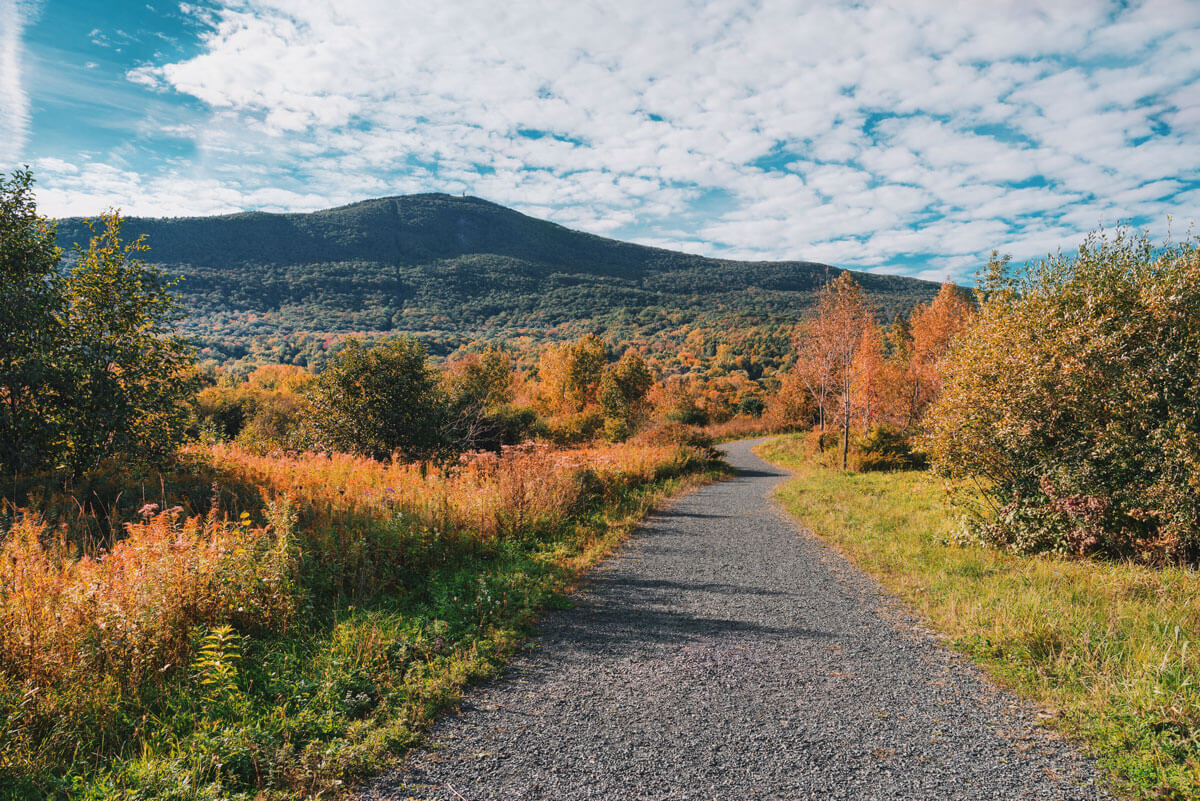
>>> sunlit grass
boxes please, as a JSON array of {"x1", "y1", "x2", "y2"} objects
[{"x1": 758, "y1": 434, "x2": 1200, "y2": 800}]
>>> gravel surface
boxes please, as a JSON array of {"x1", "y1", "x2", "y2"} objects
[{"x1": 362, "y1": 438, "x2": 1110, "y2": 800}]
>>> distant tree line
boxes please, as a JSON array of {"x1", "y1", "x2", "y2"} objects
[{"x1": 52, "y1": 193, "x2": 938, "y2": 375}]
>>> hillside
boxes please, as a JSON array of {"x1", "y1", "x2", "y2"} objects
[{"x1": 54, "y1": 194, "x2": 940, "y2": 366}]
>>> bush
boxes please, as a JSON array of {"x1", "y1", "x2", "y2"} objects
[
  {"x1": 852, "y1": 425, "x2": 925, "y2": 472},
  {"x1": 303, "y1": 337, "x2": 445, "y2": 461},
  {"x1": 924, "y1": 229, "x2": 1200, "y2": 561},
  {"x1": 483, "y1": 404, "x2": 545, "y2": 447},
  {"x1": 635, "y1": 421, "x2": 716, "y2": 456},
  {"x1": 797, "y1": 425, "x2": 924, "y2": 472},
  {"x1": 803, "y1": 428, "x2": 842, "y2": 458},
  {"x1": 195, "y1": 384, "x2": 253, "y2": 440},
  {"x1": 735, "y1": 396, "x2": 766, "y2": 417},
  {"x1": 546, "y1": 410, "x2": 605, "y2": 444},
  {"x1": 664, "y1": 400, "x2": 707, "y2": 426},
  {"x1": 234, "y1": 391, "x2": 308, "y2": 454},
  {"x1": 702, "y1": 413, "x2": 791, "y2": 442}
]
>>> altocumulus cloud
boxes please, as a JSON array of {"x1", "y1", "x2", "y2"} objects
[{"x1": 23, "y1": 0, "x2": 1200, "y2": 279}]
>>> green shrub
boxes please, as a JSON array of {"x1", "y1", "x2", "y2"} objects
[
  {"x1": 852, "y1": 425, "x2": 926, "y2": 472},
  {"x1": 925, "y1": 229, "x2": 1200, "y2": 562},
  {"x1": 547, "y1": 410, "x2": 605, "y2": 444},
  {"x1": 303, "y1": 337, "x2": 445, "y2": 461},
  {"x1": 488, "y1": 404, "x2": 545, "y2": 445},
  {"x1": 735, "y1": 396, "x2": 766, "y2": 417}
]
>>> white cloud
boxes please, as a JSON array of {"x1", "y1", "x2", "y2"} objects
[
  {"x1": 22, "y1": 0, "x2": 1200, "y2": 278},
  {"x1": 0, "y1": 0, "x2": 31, "y2": 166},
  {"x1": 32, "y1": 157, "x2": 347, "y2": 218}
]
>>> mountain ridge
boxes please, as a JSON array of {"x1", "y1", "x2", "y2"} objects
[{"x1": 53, "y1": 194, "x2": 940, "y2": 366}]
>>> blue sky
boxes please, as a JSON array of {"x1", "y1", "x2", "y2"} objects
[{"x1": 4, "y1": 0, "x2": 1199, "y2": 281}]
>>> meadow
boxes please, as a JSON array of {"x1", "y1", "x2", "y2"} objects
[{"x1": 0, "y1": 439, "x2": 720, "y2": 799}]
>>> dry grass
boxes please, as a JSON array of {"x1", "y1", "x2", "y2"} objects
[
  {"x1": 0, "y1": 504, "x2": 297, "y2": 692},
  {"x1": 0, "y1": 439, "x2": 714, "y2": 799},
  {"x1": 702, "y1": 413, "x2": 795, "y2": 442},
  {"x1": 199, "y1": 440, "x2": 693, "y2": 542}
]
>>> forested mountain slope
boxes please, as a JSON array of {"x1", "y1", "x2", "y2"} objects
[{"x1": 55, "y1": 194, "x2": 940, "y2": 364}]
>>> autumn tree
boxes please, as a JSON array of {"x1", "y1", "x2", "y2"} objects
[
  {"x1": 851, "y1": 317, "x2": 886, "y2": 430},
  {"x1": 797, "y1": 273, "x2": 873, "y2": 469},
  {"x1": 61, "y1": 212, "x2": 197, "y2": 473},
  {"x1": 599, "y1": 349, "x2": 653, "y2": 440},
  {"x1": 904, "y1": 281, "x2": 974, "y2": 425},
  {"x1": 652, "y1": 376, "x2": 708, "y2": 426},
  {"x1": 1, "y1": 170, "x2": 196, "y2": 476},
  {"x1": 0, "y1": 169, "x2": 65, "y2": 474},
  {"x1": 195, "y1": 364, "x2": 315, "y2": 451},
  {"x1": 442, "y1": 348, "x2": 524, "y2": 450},
  {"x1": 765, "y1": 369, "x2": 814, "y2": 429},
  {"x1": 792, "y1": 320, "x2": 833, "y2": 432},
  {"x1": 443, "y1": 348, "x2": 515, "y2": 411},
  {"x1": 536, "y1": 334, "x2": 608, "y2": 415},
  {"x1": 866, "y1": 314, "x2": 910, "y2": 430}
]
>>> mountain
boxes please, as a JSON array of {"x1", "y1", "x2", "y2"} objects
[{"x1": 54, "y1": 194, "x2": 940, "y2": 366}]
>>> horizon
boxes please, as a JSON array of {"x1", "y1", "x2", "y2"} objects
[{"x1": 5, "y1": 1, "x2": 1199, "y2": 283}]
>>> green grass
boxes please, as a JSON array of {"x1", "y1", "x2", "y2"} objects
[
  {"x1": 757, "y1": 434, "x2": 1200, "y2": 800},
  {"x1": 0, "y1": 466, "x2": 725, "y2": 801}
]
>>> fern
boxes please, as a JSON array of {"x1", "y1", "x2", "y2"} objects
[{"x1": 191, "y1": 624, "x2": 241, "y2": 703}]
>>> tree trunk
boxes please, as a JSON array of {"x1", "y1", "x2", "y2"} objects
[{"x1": 841, "y1": 385, "x2": 851, "y2": 470}]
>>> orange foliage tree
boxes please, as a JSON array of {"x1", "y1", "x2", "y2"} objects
[
  {"x1": 536, "y1": 334, "x2": 607, "y2": 416},
  {"x1": 905, "y1": 281, "x2": 974, "y2": 425},
  {"x1": 859, "y1": 280, "x2": 974, "y2": 433},
  {"x1": 795, "y1": 273, "x2": 874, "y2": 469},
  {"x1": 851, "y1": 317, "x2": 886, "y2": 430},
  {"x1": 791, "y1": 319, "x2": 833, "y2": 432}
]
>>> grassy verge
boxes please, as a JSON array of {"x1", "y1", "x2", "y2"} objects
[
  {"x1": 0, "y1": 444, "x2": 724, "y2": 800},
  {"x1": 757, "y1": 434, "x2": 1200, "y2": 801}
]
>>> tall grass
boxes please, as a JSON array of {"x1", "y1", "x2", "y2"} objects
[
  {"x1": 0, "y1": 440, "x2": 716, "y2": 799},
  {"x1": 758, "y1": 434, "x2": 1200, "y2": 800},
  {"x1": 702, "y1": 413, "x2": 795, "y2": 443},
  {"x1": 0, "y1": 504, "x2": 297, "y2": 690}
]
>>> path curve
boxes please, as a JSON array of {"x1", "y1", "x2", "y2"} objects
[{"x1": 363, "y1": 438, "x2": 1108, "y2": 800}]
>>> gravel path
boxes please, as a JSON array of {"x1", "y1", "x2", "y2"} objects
[{"x1": 362, "y1": 438, "x2": 1109, "y2": 800}]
